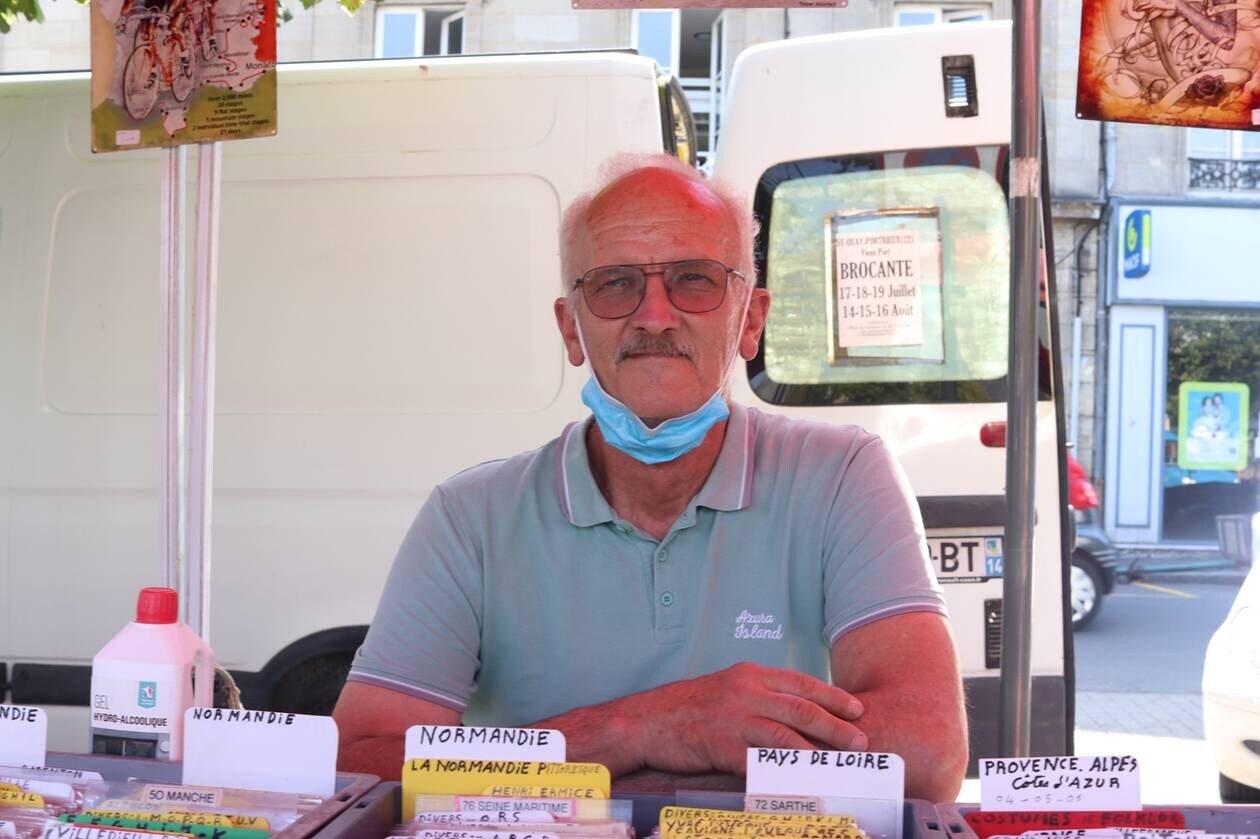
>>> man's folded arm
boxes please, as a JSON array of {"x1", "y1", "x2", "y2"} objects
[
  {"x1": 333, "y1": 681, "x2": 461, "y2": 779},
  {"x1": 830, "y1": 611, "x2": 968, "y2": 801},
  {"x1": 335, "y1": 662, "x2": 870, "y2": 780}
]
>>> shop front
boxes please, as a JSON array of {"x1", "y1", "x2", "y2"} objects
[{"x1": 1103, "y1": 199, "x2": 1260, "y2": 546}]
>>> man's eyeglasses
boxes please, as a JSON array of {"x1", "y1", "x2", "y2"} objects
[{"x1": 573, "y1": 259, "x2": 744, "y2": 320}]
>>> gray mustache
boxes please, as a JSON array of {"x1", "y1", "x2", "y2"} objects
[{"x1": 615, "y1": 333, "x2": 696, "y2": 363}]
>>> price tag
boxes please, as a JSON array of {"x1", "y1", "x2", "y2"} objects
[
  {"x1": 0, "y1": 705, "x2": 47, "y2": 767},
  {"x1": 979, "y1": 756, "x2": 1141, "y2": 811},
  {"x1": 405, "y1": 727, "x2": 565, "y2": 762},
  {"x1": 182, "y1": 708, "x2": 337, "y2": 797},
  {"x1": 746, "y1": 748, "x2": 904, "y2": 838}
]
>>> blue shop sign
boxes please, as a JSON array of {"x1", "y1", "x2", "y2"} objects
[{"x1": 1122, "y1": 209, "x2": 1151, "y2": 279}]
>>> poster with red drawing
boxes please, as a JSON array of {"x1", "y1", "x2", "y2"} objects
[
  {"x1": 90, "y1": 0, "x2": 277, "y2": 152},
  {"x1": 1076, "y1": 0, "x2": 1260, "y2": 129}
]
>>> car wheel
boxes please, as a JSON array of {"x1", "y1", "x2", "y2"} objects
[
  {"x1": 1221, "y1": 773, "x2": 1260, "y2": 803},
  {"x1": 1071, "y1": 555, "x2": 1105, "y2": 630}
]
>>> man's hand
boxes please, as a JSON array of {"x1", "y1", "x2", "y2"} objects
[{"x1": 540, "y1": 662, "x2": 866, "y2": 777}]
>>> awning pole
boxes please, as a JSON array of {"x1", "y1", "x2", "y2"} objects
[
  {"x1": 186, "y1": 141, "x2": 223, "y2": 643},
  {"x1": 999, "y1": 0, "x2": 1042, "y2": 758},
  {"x1": 159, "y1": 146, "x2": 187, "y2": 595}
]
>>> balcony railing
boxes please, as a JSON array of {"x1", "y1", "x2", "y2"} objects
[{"x1": 1188, "y1": 157, "x2": 1260, "y2": 191}]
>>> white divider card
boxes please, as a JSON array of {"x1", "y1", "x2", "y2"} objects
[
  {"x1": 979, "y1": 756, "x2": 1141, "y2": 811},
  {"x1": 1, "y1": 821, "x2": 17, "y2": 839},
  {"x1": 0, "y1": 705, "x2": 47, "y2": 767},
  {"x1": 182, "y1": 708, "x2": 337, "y2": 797},
  {"x1": 405, "y1": 726, "x2": 566, "y2": 761},
  {"x1": 745, "y1": 748, "x2": 904, "y2": 839}
]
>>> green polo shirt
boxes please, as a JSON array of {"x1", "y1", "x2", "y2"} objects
[{"x1": 348, "y1": 403, "x2": 946, "y2": 725}]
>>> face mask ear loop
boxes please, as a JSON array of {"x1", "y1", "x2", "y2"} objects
[{"x1": 719, "y1": 278, "x2": 757, "y2": 391}]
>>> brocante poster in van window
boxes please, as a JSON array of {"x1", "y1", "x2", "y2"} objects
[
  {"x1": 1075, "y1": 0, "x2": 1260, "y2": 129},
  {"x1": 89, "y1": 0, "x2": 277, "y2": 152},
  {"x1": 824, "y1": 208, "x2": 945, "y2": 366}
]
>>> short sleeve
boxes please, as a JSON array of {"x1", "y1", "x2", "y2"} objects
[
  {"x1": 822, "y1": 435, "x2": 947, "y2": 646},
  {"x1": 346, "y1": 485, "x2": 483, "y2": 711}
]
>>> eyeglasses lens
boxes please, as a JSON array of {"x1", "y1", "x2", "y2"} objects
[{"x1": 581, "y1": 260, "x2": 728, "y2": 318}]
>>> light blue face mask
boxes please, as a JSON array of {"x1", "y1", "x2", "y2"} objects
[{"x1": 581, "y1": 376, "x2": 730, "y2": 465}]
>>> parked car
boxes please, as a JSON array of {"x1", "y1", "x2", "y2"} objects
[
  {"x1": 1203, "y1": 517, "x2": 1260, "y2": 802},
  {"x1": 1069, "y1": 455, "x2": 1119, "y2": 630}
]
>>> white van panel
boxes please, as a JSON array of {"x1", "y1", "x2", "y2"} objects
[
  {"x1": 714, "y1": 21, "x2": 1065, "y2": 682},
  {"x1": 1, "y1": 53, "x2": 664, "y2": 671}
]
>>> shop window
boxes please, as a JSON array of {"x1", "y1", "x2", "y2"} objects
[{"x1": 1161, "y1": 309, "x2": 1260, "y2": 542}]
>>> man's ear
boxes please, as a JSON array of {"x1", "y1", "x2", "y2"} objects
[
  {"x1": 554, "y1": 297, "x2": 586, "y2": 367},
  {"x1": 739, "y1": 288, "x2": 771, "y2": 360}
]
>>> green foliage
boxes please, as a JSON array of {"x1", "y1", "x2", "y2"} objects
[{"x1": 0, "y1": 0, "x2": 60, "y2": 35}]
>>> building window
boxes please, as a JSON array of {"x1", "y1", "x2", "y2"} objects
[
  {"x1": 1188, "y1": 128, "x2": 1260, "y2": 191},
  {"x1": 374, "y1": 6, "x2": 464, "y2": 58},
  {"x1": 632, "y1": 10, "x2": 681, "y2": 75},
  {"x1": 894, "y1": 4, "x2": 991, "y2": 25}
]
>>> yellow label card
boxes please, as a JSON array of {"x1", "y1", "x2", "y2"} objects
[
  {"x1": 402, "y1": 761, "x2": 609, "y2": 821},
  {"x1": 0, "y1": 791, "x2": 45, "y2": 809},
  {"x1": 658, "y1": 806, "x2": 859, "y2": 839},
  {"x1": 0, "y1": 786, "x2": 19, "y2": 794},
  {"x1": 166, "y1": 815, "x2": 269, "y2": 831}
]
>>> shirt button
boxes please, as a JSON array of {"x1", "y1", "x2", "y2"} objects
[
  {"x1": 657, "y1": 549, "x2": 668, "y2": 563},
  {"x1": 660, "y1": 591, "x2": 674, "y2": 607}
]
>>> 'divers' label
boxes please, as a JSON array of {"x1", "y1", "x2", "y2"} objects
[{"x1": 90, "y1": 677, "x2": 174, "y2": 734}]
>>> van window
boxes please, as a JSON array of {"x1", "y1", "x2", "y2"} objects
[{"x1": 747, "y1": 146, "x2": 1036, "y2": 406}]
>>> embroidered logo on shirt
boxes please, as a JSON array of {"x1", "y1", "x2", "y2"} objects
[{"x1": 734, "y1": 610, "x2": 783, "y2": 640}]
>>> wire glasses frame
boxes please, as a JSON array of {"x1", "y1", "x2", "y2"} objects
[{"x1": 572, "y1": 258, "x2": 746, "y2": 319}]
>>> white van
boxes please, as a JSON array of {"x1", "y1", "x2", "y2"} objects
[
  {"x1": 0, "y1": 52, "x2": 693, "y2": 749},
  {"x1": 2, "y1": 25, "x2": 1071, "y2": 767}
]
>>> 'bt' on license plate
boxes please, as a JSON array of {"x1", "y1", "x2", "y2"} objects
[{"x1": 926, "y1": 534, "x2": 1004, "y2": 583}]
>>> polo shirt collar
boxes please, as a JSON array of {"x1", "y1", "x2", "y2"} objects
[{"x1": 557, "y1": 402, "x2": 756, "y2": 527}]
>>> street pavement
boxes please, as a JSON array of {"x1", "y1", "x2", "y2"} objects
[{"x1": 959, "y1": 569, "x2": 1246, "y2": 804}]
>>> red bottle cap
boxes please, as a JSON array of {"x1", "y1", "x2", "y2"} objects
[{"x1": 136, "y1": 587, "x2": 179, "y2": 624}]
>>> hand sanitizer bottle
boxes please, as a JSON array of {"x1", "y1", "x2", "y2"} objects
[{"x1": 89, "y1": 587, "x2": 215, "y2": 760}]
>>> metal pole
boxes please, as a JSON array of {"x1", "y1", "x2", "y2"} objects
[
  {"x1": 159, "y1": 147, "x2": 187, "y2": 593},
  {"x1": 186, "y1": 141, "x2": 223, "y2": 642},
  {"x1": 999, "y1": 0, "x2": 1042, "y2": 758},
  {"x1": 1070, "y1": 315, "x2": 1083, "y2": 448}
]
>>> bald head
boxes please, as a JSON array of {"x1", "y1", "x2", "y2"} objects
[{"x1": 560, "y1": 154, "x2": 757, "y2": 290}]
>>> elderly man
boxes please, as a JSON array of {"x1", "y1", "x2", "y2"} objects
[{"x1": 333, "y1": 154, "x2": 967, "y2": 799}]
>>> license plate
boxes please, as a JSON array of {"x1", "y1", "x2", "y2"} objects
[{"x1": 926, "y1": 533, "x2": 1004, "y2": 583}]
